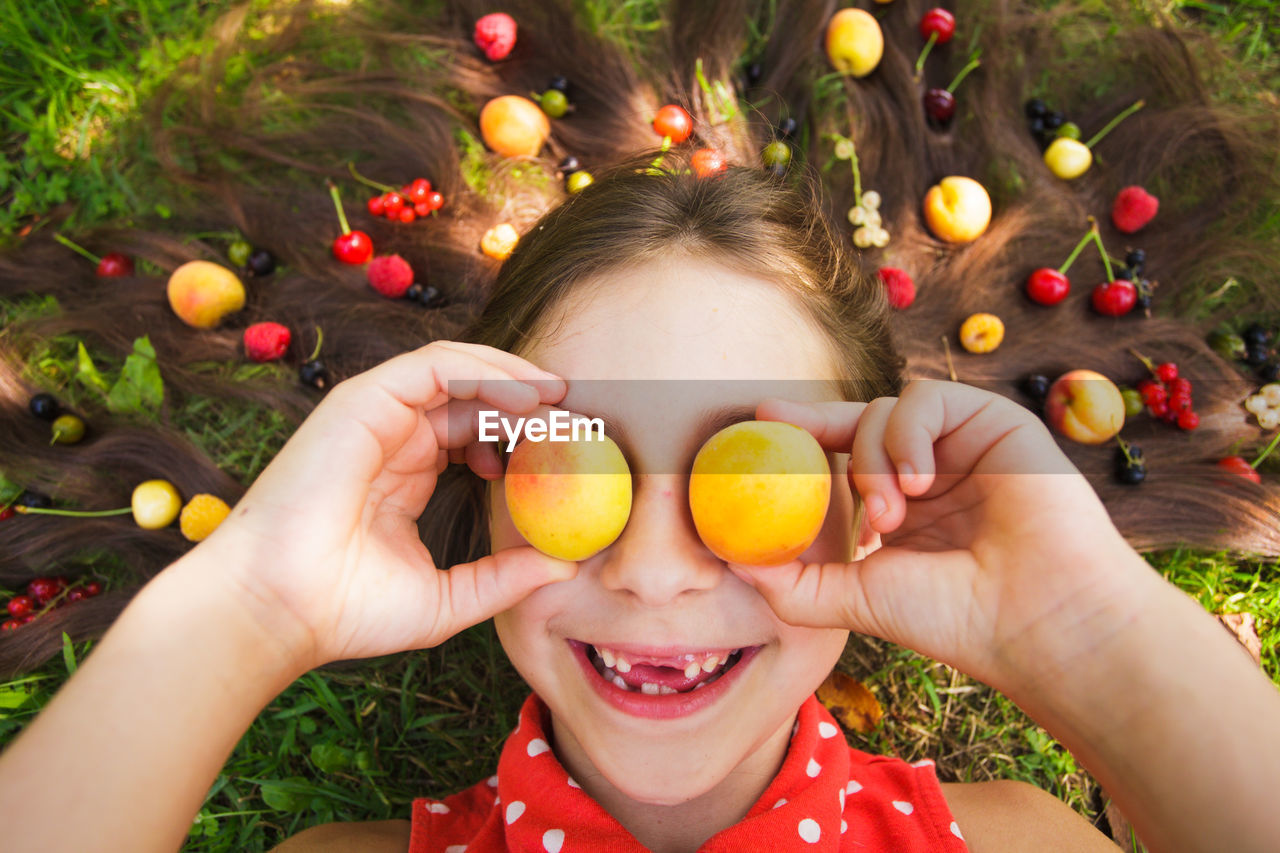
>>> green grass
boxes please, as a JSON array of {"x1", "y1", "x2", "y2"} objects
[{"x1": 1, "y1": 1, "x2": 1279, "y2": 850}]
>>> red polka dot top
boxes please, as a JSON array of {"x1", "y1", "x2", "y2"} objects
[{"x1": 409, "y1": 693, "x2": 969, "y2": 851}]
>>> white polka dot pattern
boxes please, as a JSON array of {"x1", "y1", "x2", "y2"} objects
[
  {"x1": 426, "y1": 802, "x2": 450, "y2": 814},
  {"x1": 818, "y1": 721, "x2": 839, "y2": 739},
  {"x1": 846, "y1": 779, "x2": 862, "y2": 794},
  {"x1": 444, "y1": 845, "x2": 467, "y2": 853},
  {"x1": 892, "y1": 800, "x2": 915, "y2": 815},
  {"x1": 527, "y1": 738, "x2": 550, "y2": 757},
  {"x1": 805, "y1": 758, "x2": 821, "y2": 778},
  {"x1": 951, "y1": 821, "x2": 964, "y2": 839},
  {"x1": 505, "y1": 801, "x2": 526, "y2": 824},
  {"x1": 542, "y1": 828, "x2": 565, "y2": 852},
  {"x1": 797, "y1": 817, "x2": 821, "y2": 843},
  {"x1": 772, "y1": 798, "x2": 788, "y2": 809}
]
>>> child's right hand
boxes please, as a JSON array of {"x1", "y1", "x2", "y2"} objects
[
  {"x1": 736, "y1": 379, "x2": 1160, "y2": 695},
  {"x1": 187, "y1": 341, "x2": 576, "y2": 672}
]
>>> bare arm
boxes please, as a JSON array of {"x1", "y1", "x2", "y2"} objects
[
  {"x1": 941, "y1": 781, "x2": 1116, "y2": 852},
  {"x1": 0, "y1": 548, "x2": 309, "y2": 853}
]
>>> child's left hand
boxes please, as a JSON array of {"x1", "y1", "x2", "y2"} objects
[{"x1": 733, "y1": 379, "x2": 1158, "y2": 695}]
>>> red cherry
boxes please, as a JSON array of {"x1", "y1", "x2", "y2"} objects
[
  {"x1": 1176, "y1": 410, "x2": 1200, "y2": 430},
  {"x1": 332, "y1": 231, "x2": 374, "y2": 264},
  {"x1": 691, "y1": 148, "x2": 727, "y2": 179},
  {"x1": 398, "y1": 207, "x2": 417, "y2": 224},
  {"x1": 406, "y1": 178, "x2": 432, "y2": 203},
  {"x1": 1218, "y1": 456, "x2": 1262, "y2": 484},
  {"x1": 920, "y1": 8, "x2": 956, "y2": 43},
  {"x1": 425, "y1": 191, "x2": 445, "y2": 212},
  {"x1": 85, "y1": 581, "x2": 103, "y2": 596},
  {"x1": 653, "y1": 105, "x2": 694, "y2": 144},
  {"x1": 1090, "y1": 279, "x2": 1137, "y2": 316},
  {"x1": 7, "y1": 595, "x2": 34, "y2": 618},
  {"x1": 383, "y1": 192, "x2": 405, "y2": 215},
  {"x1": 367, "y1": 196, "x2": 385, "y2": 216},
  {"x1": 922, "y1": 88, "x2": 956, "y2": 126},
  {"x1": 1155, "y1": 362, "x2": 1178, "y2": 383},
  {"x1": 96, "y1": 252, "x2": 134, "y2": 277},
  {"x1": 1026, "y1": 268, "x2": 1070, "y2": 306}
]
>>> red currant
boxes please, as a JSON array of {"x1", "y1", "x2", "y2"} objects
[
  {"x1": 27, "y1": 577, "x2": 62, "y2": 605},
  {"x1": 398, "y1": 207, "x2": 417, "y2": 224},
  {"x1": 7, "y1": 595, "x2": 34, "y2": 617},
  {"x1": 85, "y1": 581, "x2": 103, "y2": 596},
  {"x1": 96, "y1": 253, "x2": 134, "y2": 277},
  {"x1": 691, "y1": 148, "x2": 727, "y2": 179},
  {"x1": 407, "y1": 178, "x2": 432, "y2": 203},
  {"x1": 0, "y1": 506, "x2": 13, "y2": 521},
  {"x1": 414, "y1": 202, "x2": 431, "y2": 217},
  {"x1": 67, "y1": 587, "x2": 87, "y2": 603},
  {"x1": 383, "y1": 193, "x2": 405, "y2": 216},
  {"x1": 1, "y1": 619, "x2": 19, "y2": 631},
  {"x1": 425, "y1": 191, "x2": 445, "y2": 212},
  {"x1": 1218, "y1": 456, "x2": 1262, "y2": 484},
  {"x1": 1138, "y1": 382, "x2": 1166, "y2": 406},
  {"x1": 1176, "y1": 410, "x2": 1200, "y2": 430},
  {"x1": 1170, "y1": 377, "x2": 1192, "y2": 396},
  {"x1": 1149, "y1": 400, "x2": 1169, "y2": 418},
  {"x1": 652, "y1": 105, "x2": 694, "y2": 143},
  {"x1": 367, "y1": 196, "x2": 385, "y2": 216},
  {"x1": 1155, "y1": 362, "x2": 1178, "y2": 383}
]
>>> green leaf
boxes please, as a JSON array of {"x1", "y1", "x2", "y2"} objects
[
  {"x1": 310, "y1": 742, "x2": 353, "y2": 773},
  {"x1": 61, "y1": 632, "x2": 78, "y2": 676},
  {"x1": 259, "y1": 777, "x2": 312, "y2": 813},
  {"x1": 107, "y1": 336, "x2": 164, "y2": 415},
  {"x1": 0, "y1": 473, "x2": 23, "y2": 506},
  {"x1": 75, "y1": 341, "x2": 110, "y2": 393}
]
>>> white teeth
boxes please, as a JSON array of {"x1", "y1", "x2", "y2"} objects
[
  {"x1": 599, "y1": 648, "x2": 616, "y2": 668},
  {"x1": 701, "y1": 656, "x2": 721, "y2": 673},
  {"x1": 614, "y1": 657, "x2": 632, "y2": 674},
  {"x1": 693, "y1": 682, "x2": 705, "y2": 690},
  {"x1": 658, "y1": 685, "x2": 677, "y2": 695},
  {"x1": 684, "y1": 661, "x2": 703, "y2": 679},
  {"x1": 640, "y1": 682, "x2": 660, "y2": 695},
  {"x1": 611, "y1": 675, "x2": 629, "y2": 690}
]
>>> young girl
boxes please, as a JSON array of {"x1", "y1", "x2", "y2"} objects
[{"x1": 1, "y1": 1, "x2": 1279, "y2": 851}]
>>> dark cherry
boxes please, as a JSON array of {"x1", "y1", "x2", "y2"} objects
[
  {"x1": 923, "y1": 88, "x2": 956, "y2": 127},
  {"x1": 299, "y1": 360, "x2": 330, "y2": 390},
  {"x1": 29, "y1": 393, "x2": 59, "y2": 421}
]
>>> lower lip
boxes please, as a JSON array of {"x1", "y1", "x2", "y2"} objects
[{"x1": 567, "y1": 640, "x2": 761, "y2": 720}]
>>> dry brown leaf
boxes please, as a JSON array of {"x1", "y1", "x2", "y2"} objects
[
  {"x1": 1216, "y1": 612, "x2": 1263, "y2": 667},
  {"x1": 816, "y1": 671, "x2": 883, "y2": 733}
]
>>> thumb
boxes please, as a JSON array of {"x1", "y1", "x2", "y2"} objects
[
  {"x1": 730, "y1": 560, "x2": 874, "y2": 633},
  {"x1": 433, "y1": 546, "x2": 578, "y2": 641}
]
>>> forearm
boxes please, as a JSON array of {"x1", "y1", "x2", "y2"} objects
[
  {"x1": 1005, "y1": 555, "x2": 1280, "y2": 853},
  {"x1": 0, "y1": 548, "x2": 310, "y2": 853}
]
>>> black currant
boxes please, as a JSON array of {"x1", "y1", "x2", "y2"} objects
[
  {"x1": 1117, "y1": 463, "x2": 1147, "y2": 485},
  {"x1": 746, "y1": 62, "x2": 763, "y2": 86},
  {"x1": 1245, "y1": 342, "x2": 1270, "y2": 367},
  {"x1": 1028, "y1": 116, "x2": 1046, "y2": 136},
  {"x1": 1125, "y1": 249, "x2": 1146, "y2": 269},
  {"x1": 776, "y1": 117, "x2": 798, "y2": 139},
  {"x1": 28, "y1": 393, "x2": 59, "y2": 421},
  {"x1": 558, "y1": 155, "x2": 581, "y2": 175},
  {"x1": 17, "y1": 490, "x2": 52, "y2": 508},
  {"x1": 1243, "y1": 323, "x2": 1270, "y2": 348},
  {"x1": 405, "y1": 283, "x2": 426, "y2": 304},
  {"x1": 1114, "y1": 267, "x2": 1133, "y2": 281},
  {"x1": 1136, "y1": 293, "x2": 1153, "y2": 310},
  {"x1": 547, "y1": 74, "x2": 569, "y2": 94},
  {"x1": 1259, "y1": 361, "x2": 1280, "y2": 383},
  {"x1": 299, "y1": 360, "x2": 329, "y2": 390},
  {"x1": 1021, "y1": 374, "x2": 1051, "y2": 401},
  {"x1": 417, "y1": 284, "x2": 446, "y2": 309},
  {"x1": 1044, "y1": 111, "x2": 1066, "y2": 130},
  {"x1": 246, "y1": 248, "x2": 277, "y2": 277},
  {"x1": 1024, "y1": 98, "x2": 1048, "y2": 119}
]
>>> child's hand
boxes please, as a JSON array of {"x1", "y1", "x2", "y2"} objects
[
  {"x1": 190, "y1": 341, "x2": 576, "y2": 671},
  {"x1": 735, "y1": 379, "x2": 1156, "y2": 693}
]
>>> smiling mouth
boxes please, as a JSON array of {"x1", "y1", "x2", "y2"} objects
[{"x1": 583, "y1": 644, "x2": 746, "y2": 695}]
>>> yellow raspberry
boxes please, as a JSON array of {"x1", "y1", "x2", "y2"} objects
[
  {"x1": 179, "y1": 494, "x2": 231, "y2": 542},
  {"x1": 959, "y1": 313, "x2": 1005, "y2": 354},
  {"x1": 480, "y1": 223, "x2": 520, "y2": 260}
]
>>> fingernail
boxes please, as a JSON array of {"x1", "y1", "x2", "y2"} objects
[
  {"x1": 865, "y1": 493, "x2": 887, "y2": 522},
  {"x1": 897, "y1": 462, "x2": 916, "y2": 489}
]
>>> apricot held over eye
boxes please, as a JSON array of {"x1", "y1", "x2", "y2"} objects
[{"x1": 689, "y1": 421, "x2": 831, "y2": 566}]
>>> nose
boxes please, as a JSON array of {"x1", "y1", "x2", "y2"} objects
[{"x1": 596, "y1": 474, "x2": 724, "y2": 606}]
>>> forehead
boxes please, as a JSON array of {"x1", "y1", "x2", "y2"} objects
[{"x1": 521, "y1": 254, "x2": 841, "y2": 452}]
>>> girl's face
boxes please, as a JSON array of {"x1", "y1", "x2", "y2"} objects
[{"x1": 490, "y1": 254, "x2": 857, "y2": 807}]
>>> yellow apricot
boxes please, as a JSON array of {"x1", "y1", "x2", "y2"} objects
[
  {"x1": 689, "y1": 421, "x2": 831, "y2": 566},
  {"x1": 131, "y1": 479, "x2": 182, "y2": 530},
  {"x1": 480, "y1": 95, "x2": 551, "y2": 158},
  {"x1": 166, "y1": 261, "x2": 245, "y2": 329}
]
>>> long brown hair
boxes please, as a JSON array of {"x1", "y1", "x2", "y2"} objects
[{"x1": 1, "y1": 0, "x2": 1277, "y2": 675}]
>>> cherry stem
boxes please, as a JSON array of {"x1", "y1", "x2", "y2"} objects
[
  {"x1": 347, "y1": 162, "x2": 397, "y2": 194},
  {"x1": 945, "y1": 56, "x2": 981, "y2": 94},
  {"x1": 1057, "y1": 219, "x2": 1098, "y2": 274},
  {"x1": 52, "y1": 233, "x2": 103, "y2": 265},
  {"x1": 914, "y1": 32, "x2": 939, "y2": 77},
  {"x1": 327, "y1": 181, "x2": 351, "y2": 236},
  {"x1": 1088, "y1": 219, "x2": 1115, "y2": 282},
  {"x1": 1250, "y1": 429, "x2": 1280, "y2": 469},
  {"x1": 308, "y1": 326, "x2": 324, "y2": 362},
  {"x1": 14, "y1": 506, "x2": 131, "y2": 519},
  {"x1": 1085, "y1": 99, "x2": 1145, "y2": 149}
]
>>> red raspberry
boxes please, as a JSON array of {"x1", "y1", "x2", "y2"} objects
[
  {"x1": 1155, "y1": 362, "x2": 1178, "y2": 383},
  {"x1": 366, "y1": 254, "x2": 415, "y2": 298},
  {"x1": 243, "y1": 322, "x2": 292, "y2": 362},
  {"x1": 1176, "y1": 410, "x2": 1200, "y2": 430},
  {"x1": 7, "y1": 595, "x2": 34, "y2": 618},
  {"x1": 1111, "y1": 186, "x2": 1159, "y2": 234},
  {"x1": 877, "y1": 267, "x2": 916, "y2": 310},
  {"x1": 474, "y1": 12, "x2": 517, "y2": 62}
]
